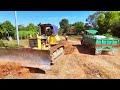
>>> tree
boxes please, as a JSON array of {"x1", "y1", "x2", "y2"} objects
[
  {"x1": 112, "y1": 22, "x2": 120, "y2": 37},
  {"x1": 86, "y1": 11, "x2": 105, "y2": 28},
  {"x1": 86, "y1": 11, "x2": 120, "y2": 37},
  {"x1": 84, "y1": 23, "x2": 92, "y2": 30},
  {"x1": 97, "y1": 13, "x2": 106, "y2": 34},
  {"x1": 26, "y1": 23, "x2": 38, "y2": 32},
  {"x1": 97, "y1": 11, "x2": 120, "y2": 34},
  {"x1": 104, "y1": 11, "x2": 120, "y2": 33},
  {"x1": 58, "y1": 28, "x2": 63, "y2": 35},
  {"x1": 18, "y1": 25, "x2": 26, "y2": 31},
  {"x1": 20, "y1": 23, "x2": 38, "y2": 39},
  {"x1": 0, "y1": 21, "x2": 15, "y2": 40},
  {"x1": 26, "y1": 23, "x2": 38, "y2": 35},
  {"x1": 67, "y1": 24, "x2": 73, "y2": 33},
  {"x1": 59, "y1": 18, "x2": 69, "y2": 33},
  {"x1": 0, "y1": 24, "x2": 3, "y2": 39},
  {"x1": 73, "y1": 21, "x2": 84, "y2": 34}
]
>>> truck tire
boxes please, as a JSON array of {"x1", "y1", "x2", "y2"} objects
[
  {"x1": 81, "y1": 39, "x2": 84, "y2": 45},
  {"x1": 112, "y1": 50, "x2": 118, "y2": 55},
  {"x1": 93, "y1": 49, "x2": 101, "y2": 55}
]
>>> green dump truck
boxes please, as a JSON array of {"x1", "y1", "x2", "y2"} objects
[{"x1": 81, "y1": 30, "x2": 119, "y2": 55}]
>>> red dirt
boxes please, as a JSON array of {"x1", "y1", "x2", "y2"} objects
[
  {"x1": 0, "y1": 62, "x2": 31, "y2": 79},
  {"x1": 0, "y1": 39, "x2": 120, "y2": 79},
  {"x1": 60, "y1": 40, "x2": 75, "y2": 55}
]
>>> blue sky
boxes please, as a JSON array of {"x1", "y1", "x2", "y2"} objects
[{"x1": 0, "y1": 11, "x2": 96, "y2": 28}]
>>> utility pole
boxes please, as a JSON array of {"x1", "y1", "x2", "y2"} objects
[{"x1": 14, "y1": 11, "x2": 20, "y2": 46}]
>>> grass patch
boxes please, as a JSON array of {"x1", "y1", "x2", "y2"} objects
[
  {"x1": 0, "y1": 39, "x2": 29, "y2": 48},
  {"x1": 67, "y1": 35, "x2": 82, "y2": 40},
  {"x1": 0, "y1": 40, "x2": 5, "y2": 47}
]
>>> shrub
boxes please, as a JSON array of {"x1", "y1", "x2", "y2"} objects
[
  {"x1": 103, "y1": 33, "x2": 113, "y2": 38},
  {"x1": 0, "y1": 40, "x2": 24, "y2": 48},
  {"x1": 0, "y1": 40, "x2": 5, "y2": 47}
]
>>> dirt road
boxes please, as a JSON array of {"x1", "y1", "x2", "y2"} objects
[
  {"x1": 0, "y1": 39, "x2": 120, "y2": 79},
  {"x1": 29, "y1": 40, "x2": 120, "y2": 79}
]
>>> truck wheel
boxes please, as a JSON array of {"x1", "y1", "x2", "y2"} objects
[
  {"x1": 94, "y1": 49, "x2": 101, "y2": 55},
  {"x1": 112, "y1": 50, "x2": 118, "y2": 55},
  {"x1": 81, "y1": 39, "x2": 84, "y2": 46}
]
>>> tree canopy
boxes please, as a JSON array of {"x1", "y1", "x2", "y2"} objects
[
  {"x1": 0, "y1": 21, "x2": 15, "y2": 39},
  {"x1": 72, "y1": 21, "x2": 84, "y2": 34},
  {"x1": 1, "y1": 11, "x2": 120, "y2": 40},
  {"x1": 59, "y1": 18, "x2": 69, "y2": 29},
  {"x1": 86, "y1": 11, "x2": 120, "y2": 37}
]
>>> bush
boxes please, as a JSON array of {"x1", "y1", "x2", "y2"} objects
[
  {"x1": 0, "y1": 40, "x2": 24, "y2": 48},
  {"x1": 103, "y1": 33, "x2": 113, "y2": 38},
  {"x1": 58, "y1": 28, "x2": 63, "y2": 35},
  {"x1": 0, "y1": 40, "x2": 5, "y2": 47}
]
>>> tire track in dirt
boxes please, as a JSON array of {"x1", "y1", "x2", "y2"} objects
[
  {"x1": 69, "y1": 40, "x2": 120, "y2": 79},
  {"x1": 76, "y1": 52, "x2": 120, "y2": 78},
  {"x1": 74, "y1": 55, "x2": 110, "y2": 79},
  {"x1": 30, "y1": 54, "x2": 86, "y2": 79},
  {"x1": 69, "y1": 40, "x2": 110, "y2": 78},
  {"x1": 102, "y1": 56, "x2": 120, "y2": 70},
  {"x1": 29, "y1": 40, "x2": 120, "y2": 79}
]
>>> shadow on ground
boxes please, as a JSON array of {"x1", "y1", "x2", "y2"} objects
[
  {"x1": 27, "y1": 67, "x2": 46, "y2": 74},
  {"x1": 73, "y1": 44, "x2": 94, "y2": 55},
  {"x1": 73, "y1": 44, "x2": 113, "y2": 55}
]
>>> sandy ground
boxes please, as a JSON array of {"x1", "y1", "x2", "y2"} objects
[
  {"x1": 28, "y1": 40, "x2": 120, "y2": 79},
  {"x1": 0, "y1": 39, "x2": 120, "y2": 79}
]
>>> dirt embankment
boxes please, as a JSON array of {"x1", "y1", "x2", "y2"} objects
[
  {"x1": 0, "y1": 62, "x2": 31, "y2": 79},
  {"x1": 59, "y1": 40, "x2": 75, "y2": 55}
]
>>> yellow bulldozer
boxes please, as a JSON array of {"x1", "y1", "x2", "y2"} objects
[{"x1": 0, "y1": 24, "x2": 65, "y2": 70}]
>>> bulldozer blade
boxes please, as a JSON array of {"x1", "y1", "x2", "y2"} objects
[{"x1": 0, "y1": 48, "x2": 51, "y2": 70}]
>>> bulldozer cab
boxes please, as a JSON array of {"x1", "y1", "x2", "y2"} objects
[
  {"x1": 38, "y1": 24, "x2": 58, "y2": 36},
  {"x1": 37, "y1": 24, "x2": 59, "y2": 45}
]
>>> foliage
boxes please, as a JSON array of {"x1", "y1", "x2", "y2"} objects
[
  {"x1": 112, "y1": 21, "x2": 120, "y2": 37},
  {"x1": 59, "y1": 18, "x2": 69, "y2": 33},
  {"x1": 0, "y1": 21, "x2": 39, "y2": 40},
  {"x1": 18, "y1": 25, "x2": 26, "y2": 31},
  {"x1": 84, "y1": 23, "x2": 93, "y2": 30},
  {"x1": 0, "y1": 40, "x2": 24, "y2": 48},
  {"x1": 15, "y1": 23, "x2": 38, "y2": 39},
  {"x1": 87, "y1": 11, "x2": 120, "y2": 37},
  {"x1": 103, "y1": 33, "x2": 113, "y2": 38},
  {"x1": 0, "y1": 21, "x2": 15, "y2": 39},
  {"x1": 58, "y1": 28, "x2": 63, "y2": 35},
  {"x1": 0, "y1": 40, "x2": 5, "y2": 47},
  {"x1": 72, "y1": 21, "x2": 84, "y2": 34},
  {"x1": 86, "y1": 11, "x2": 105, "y2": 28},
  {"x1": 26, "y1": 23, "x2": 38, "y2": 33},
  {"x1": 1, "y1": 11, "x2": 120, "y2": 40}
]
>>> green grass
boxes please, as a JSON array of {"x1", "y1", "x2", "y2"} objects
[
  {"x1": 0, "y1": 39, "x2": 29, "y2": 48},
  {"x1": 67, "y1": 35, "x2": 82, "y2": 40},
  {"x1": 0, "y1": 35, "x2": 82, "y2": 48},
  {"x1": 59, "y1": 35, "x2": 82, "y2": 41}
]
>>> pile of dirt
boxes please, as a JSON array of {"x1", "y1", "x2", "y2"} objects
[
  {"x1": 0, "y1": 62, "x2": 31, "y2": 79},
  {"x1": 60, "y1": 41, "x2": 75, "y2": 55},
  {"x1": 35, "y1": 54, "x2": 86, "y2": 79},
  {"x1": 64, "y1": 44, "x2": 75, "y2": 55}
]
